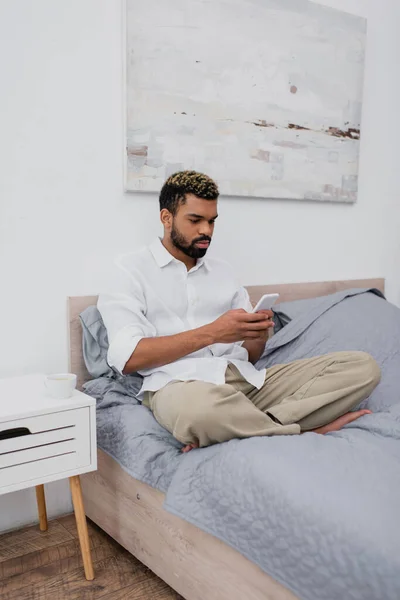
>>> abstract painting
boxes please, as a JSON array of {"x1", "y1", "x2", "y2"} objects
[{"x1": 125, "y1": 0, "x2": 366, "y2": 202}]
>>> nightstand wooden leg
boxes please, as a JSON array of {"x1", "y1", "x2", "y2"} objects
[
  {"x1": 35, "y1": 484, "x2": 48, "y2": 531},
  {"x1": 69, "y1": 475, "x2": 95, "y2": 581}
]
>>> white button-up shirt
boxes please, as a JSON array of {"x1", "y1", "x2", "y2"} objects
[{"x1": 98, "y1": 239, "x2": 266, "y2": 399}]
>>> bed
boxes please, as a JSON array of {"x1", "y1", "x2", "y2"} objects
[{"x1": 68, "y1": 278, "x2": 386, "y2": 600}]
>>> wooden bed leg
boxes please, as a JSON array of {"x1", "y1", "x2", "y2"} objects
[
  {"x1": 35, "y1": 484, "x2": 48, "y2": 532},
  {"x1": 69, "y1": 475, "x2": 95, "y2": 580}
]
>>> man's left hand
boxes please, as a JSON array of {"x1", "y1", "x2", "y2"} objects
[
  {"x1": 243, "y1": 310, "x2": 274, "y2": 364},
  {"x1": 253, "y1": 310, "x2": 274, "y2": 342}
]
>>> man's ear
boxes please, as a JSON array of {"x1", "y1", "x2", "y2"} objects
[{"x1": 160, "y1": 208, "x2": 173, "y2": 230}]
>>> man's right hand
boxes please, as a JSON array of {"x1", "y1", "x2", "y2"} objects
[{"x1": 208, "y1": 309, "x2": 274, "y2": 344}]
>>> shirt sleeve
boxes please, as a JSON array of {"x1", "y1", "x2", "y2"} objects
[
  {"x1": 97, "y1": 261, "x2": 156, "y2": 374},
  {"x1": 231, "y1": 286, "x2": 253, "y2": 312}
]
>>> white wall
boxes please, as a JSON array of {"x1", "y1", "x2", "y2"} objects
[{"x1": 0, "y1": 0, "x2": 399, "y2": 532}]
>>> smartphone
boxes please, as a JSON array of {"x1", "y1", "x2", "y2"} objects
[{"x1": 252, "y1": 293, "x2": 280, "y2": 313}]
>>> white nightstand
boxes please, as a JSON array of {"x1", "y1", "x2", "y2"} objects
[{"x1": 0, "y1": 373, "x2": 97, "y2": 580}]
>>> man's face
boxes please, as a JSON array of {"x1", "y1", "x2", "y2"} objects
[{"x1": 170, "y1": 193, "x2": 218, "y2": 259}]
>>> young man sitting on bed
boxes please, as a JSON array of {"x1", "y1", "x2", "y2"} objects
[{"x1": 98, "y1": 171, "x2": 380, "y2": 452}]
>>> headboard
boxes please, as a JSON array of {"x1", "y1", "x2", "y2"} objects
[{"x1": 68, "y1": 278, "x2": 385, "y2": 390}]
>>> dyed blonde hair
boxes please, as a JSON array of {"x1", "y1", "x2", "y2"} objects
[{"x1": 159, "y1": 170, "x2": 219, "y2": 214}]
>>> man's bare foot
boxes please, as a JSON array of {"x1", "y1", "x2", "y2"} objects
[
  {"x1": 182, "y1": 442, "x2": 199, "y2": 453},
  {"x1": 311, "y1": 409, "x2": 372, "y2": 434}
]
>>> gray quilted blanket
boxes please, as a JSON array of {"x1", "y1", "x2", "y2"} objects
[{"x1": 84, "y1": 289, "x2": 400, "y2": 600}]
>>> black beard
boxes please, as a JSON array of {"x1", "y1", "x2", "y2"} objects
[{"x1": 171, "y1": 224, "x2": 211, "y2": 259}]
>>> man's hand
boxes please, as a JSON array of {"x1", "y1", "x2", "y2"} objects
[
  {"x1": 208, "y1": 309, "x2": 274, "y2": 344},
  {"x1": 241, "y1": 310, "x2": 274, "y2": 364},
  {"x1": 251, "y1": 310, "x2": 274, "y2": 342}
]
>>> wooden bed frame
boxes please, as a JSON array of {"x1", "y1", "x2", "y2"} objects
[{"x1": 68, "y1": 278, "x2": 384, "y2": 600}]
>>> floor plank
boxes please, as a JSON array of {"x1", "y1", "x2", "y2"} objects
[
  {"x1": 101, "y1": 576, "x2": 185, "y2": 600},
  {"x1": 0, "y1": 521, "x2": 74, "y2": 564},
  {"x1": 0, "y1": 536, "x2": 118, "y2": 595},
  {"x1": 0, "y1": 519, "x2": 114, "y2": 581},
  {"x1": 0, "y1": 516, "x2": 184, "y2": 600},
  {"x1": 2, "y1": 554, "x2": 147, "y2": 600}
]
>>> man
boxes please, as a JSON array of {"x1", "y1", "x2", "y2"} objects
[{"x1": 98, "y1": 171, "x2": 380, "y2": 452}]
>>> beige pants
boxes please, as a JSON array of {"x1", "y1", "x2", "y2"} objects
[{"x1": 146, "y1": 351, "x2": 380, "y2": 447}]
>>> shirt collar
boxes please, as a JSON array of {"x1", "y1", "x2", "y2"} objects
[
  {"x1": 193, "y1": 256, "x2": 211, "y2": 272},
  {"x1": 149, "y1": 238, "x2": 174, "y2": 268},
  {"x1": 149, "y1": 238, "x2": 211, "y2": 271}
]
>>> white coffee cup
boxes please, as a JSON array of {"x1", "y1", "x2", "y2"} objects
[{"x1": 44, "y1": 373, "x2": 77, "y2": 399}]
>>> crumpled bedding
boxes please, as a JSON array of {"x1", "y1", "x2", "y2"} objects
[{"x1": 83, "y1": 289, "x2": 400, "y2": 600}]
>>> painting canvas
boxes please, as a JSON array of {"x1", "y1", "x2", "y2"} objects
[{"x1": 125, "y1": 0, "x2": 366, "y2": 202}]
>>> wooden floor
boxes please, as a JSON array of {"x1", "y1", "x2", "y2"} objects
[{"x1": 0, "y1": 515, "x2": 185, "y2": 599}]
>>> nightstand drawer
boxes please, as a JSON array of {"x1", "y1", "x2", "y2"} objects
[{"x1": 0, "y1": 408, "x2": 91, "y2": 489}]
